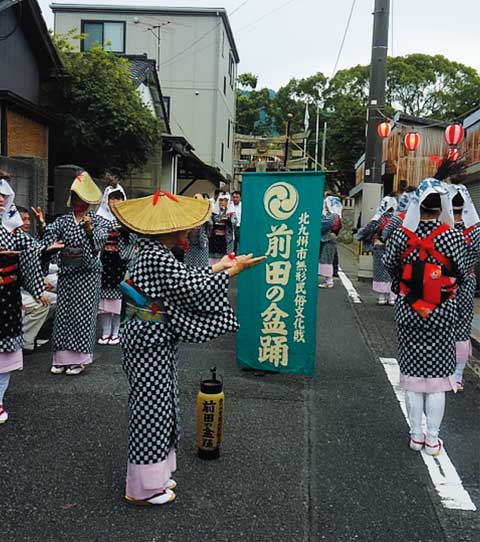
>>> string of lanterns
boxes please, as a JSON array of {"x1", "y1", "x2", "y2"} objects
[{"x1": 376, "y1": 120, "x2": 465, "y2": 159}]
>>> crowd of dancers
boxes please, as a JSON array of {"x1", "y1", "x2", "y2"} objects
[
  {"x1": 1, "y1": 161, "x2": 479, "y2": 503},
  {"x1": 0, "y1": 170, "x2": 243, "y2": 419},
  {"x1": 319, "y1": 162, "x2": 480, "y2": 456}
]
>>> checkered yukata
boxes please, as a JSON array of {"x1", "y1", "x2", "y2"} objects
[
  {"x1": 43, "y1": 212, "x2": 109, "y2": 357},
  {"x1": 383, "y1": 220, "x2": 468, "y2": 378},
  {"x1": 100, "y1": 219, "x2": 136, "y2": 300},
  {"x1": 357, "y1": 214, "x2": 394, "y2": 285},
  {"x1": 0, "y1": 227, "x2": 44, "y2": 357},
  {"x1": 121, "y1": 238, "x2": 239, "y2": 466},
  {"x1": 454, "y1": 222, "x2": 480, "y2": 342}
]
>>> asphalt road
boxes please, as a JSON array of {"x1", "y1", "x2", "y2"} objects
[{"x1": 0, "y1": 250, "x2": 478, "y2": 541}]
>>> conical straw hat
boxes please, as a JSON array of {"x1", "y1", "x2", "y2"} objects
[
  {"x1": 68, "y1": 171, "x2": 103, "y2": 205},
  {"x1": 112, "y1": 190, "x2": 212, "y2": 235}
]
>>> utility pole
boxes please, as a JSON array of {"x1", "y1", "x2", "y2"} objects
[{"x1": 358, "y1": 0, "x2": 390, "y2": 278}]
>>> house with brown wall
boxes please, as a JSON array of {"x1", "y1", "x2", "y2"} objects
[{"x1": 0, "y1": 0, "x2": 62, "y2": 209}]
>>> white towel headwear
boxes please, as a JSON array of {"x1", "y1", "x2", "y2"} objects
[
  {"x1": 96, "y1": 184, "x2": 127, "y2": 222},
  {"x1": 372, "y1": 196, "x2": 398, "y2": 221},
  {"x1": 403, "y1": 178, "x2": 453, "y2": 231},
  {"x1": 448, "y1": 184, "x2": 480, "y2": 228},
  {"x1": 0, "y1": 177, "x2": 23, "y2": 232}
]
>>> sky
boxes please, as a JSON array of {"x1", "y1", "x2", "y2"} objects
[{"x1": 38, "y1": 0, "x2": 480, "y2": 90}]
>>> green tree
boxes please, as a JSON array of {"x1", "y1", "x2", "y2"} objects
[
  {"x1": 49, "y1": 30, "x2": 161, "y2": 177},
  {"x1": 271, "y1": 73, "x2": 327, "y2": 134},
  {"x1": 236, "y1": 73, "x2": 274, "y2": 135},
  {"x1": 237, "y1": 72, "x2": 258, "y2": 90},
  {"x1": 386, "y1": 54, "x2": 480, "y2": 118}
]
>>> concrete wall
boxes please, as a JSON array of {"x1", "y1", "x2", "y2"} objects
[
  {"x1": 0, "y1": 155, "x2": 48, "y2": 212},
  {"x1": 54, "y1": 10, "x2": 238, "y2": 180}
]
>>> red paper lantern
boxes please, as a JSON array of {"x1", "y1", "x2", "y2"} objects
[
  {"x1": 377, "y1": 121, "x2": 392, "y2": 138},
  {"x1": 447, "y1": 147, "x2": 460, "y2": 161},
  {"x1": 444, "y1": 123, "x2": 465, "y2": 146},
  {"x1": 404, "y1": 132, "x2": 420, "y2": 152}
]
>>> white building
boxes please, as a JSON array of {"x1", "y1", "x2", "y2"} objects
[{"x1": 51, "y1": 3, "x2": 240, "y2": 191}]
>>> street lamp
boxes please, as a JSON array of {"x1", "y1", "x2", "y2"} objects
[{"x1": 283, "y1": 113, "x2": 294, "y2": 168}]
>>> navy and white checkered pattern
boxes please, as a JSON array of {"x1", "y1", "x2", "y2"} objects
[
  {"x1": 382, "y1": 214, "x2": 404, "y2": 242},
  {"x1": 100, "y1": 220, "x2": 136, "y2": 300},
  {"x1": 358, "y1": 215, "x2": 393, "y2": 283},
  {"x1": 319, "y1": 213, "x2": 337, "y2": 264},
  {"x1": 0, "y1": 226, "x2": 44, "y2": 353},
  {"x1": 184, "y1": 222, "x2": 211, "y2": 267},
  {"x1": 121, "y1": 238, "x2": 239, "y2": 464},
  {"x1": 43, "y1": 212, "x2": 109, "y2": 353},
  {"x1": 383, "y1": 220, "x2": 468, "y2": 378},
  {"x1": 454, "y1": 223, "x2": 480, "y2": 341}
]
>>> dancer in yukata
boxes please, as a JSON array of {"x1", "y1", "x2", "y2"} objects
[
  {"x1": 209, "y1": 193, "x2": 237, "y2": 265},
  {"x1": 184, "y1": 194, "x2": 212, "y2": 268},
  {"x1": 318, "y1": 195, "x2": 342, "y2": 288},
  {"x1": 382, "y1": 186, "x2": 416, "y2": 242},
  {"x1": 383, "y1": 179, "x2": 468, "y2": 456},
  {"x1": 357, "y1": 195, "x2": 398, "y2": 305},
  {"x1": 0, "y1": 173, "x2": 61, "y2": 423},
  {"x1": 112, "y1": 190, "x2": 264, "y2": 505},
  {"x1": 43, "y1": 171, "x2": 109, "y2": 376},
  {"x1": 449, "y1": 184, "x2": 480, "y2": 390},
  {"x1": 96, "y1": 181, "x2": 136, "y2": 345}
]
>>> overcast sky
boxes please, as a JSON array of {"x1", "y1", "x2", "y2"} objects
[{"x1": 38, "y1": 0, "x2": 480, "y2": 90}]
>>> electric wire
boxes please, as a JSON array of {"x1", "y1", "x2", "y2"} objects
[
  {"x1": 330, "y1": 0, "x2": 357, "y2": 79},
  {"x1": 236, "y1": 0, "x2": 298, "y2": 34},
  {"x1": 159, "y1": 0, "x2": 250, "y2": 68}
]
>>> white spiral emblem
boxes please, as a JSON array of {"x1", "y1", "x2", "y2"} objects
[{"x1": 263, "y1": 182, "x2": 299, "y2": 221}]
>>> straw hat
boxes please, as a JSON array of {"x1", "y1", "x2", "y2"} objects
[
  {"x1": 112, "y1": 190, "x2": 212, "y2": 235},
  {"x1": 67, "y1": 171, "x2": 103, "y2": 206}
]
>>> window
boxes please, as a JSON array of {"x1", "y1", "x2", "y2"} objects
[
  {"x1": 221, "y1": 142, "x2": 224, "y2": 162},
  {"x1": 163, "y1": 96, "x2": 171, "y2": 122},
  {"x1": 227, "y1": 120, "x2": 231, "y2": 148},
  {"x1": 223, "y1": 76, "x2": 227, "y2": 95},
  {"x1": 222, "y1": 31, "x2": 225, "y2": 57},
  {"x1": 228, "y1": 52, "x2": 235, "y2": 88},
  {"x1": 82, "y1": 21, "x2": 126, "y2": 52}
]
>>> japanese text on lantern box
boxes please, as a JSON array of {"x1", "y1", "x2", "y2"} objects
[{"x1": 257, "y1": 211, "x2": 311, "y2": 368}]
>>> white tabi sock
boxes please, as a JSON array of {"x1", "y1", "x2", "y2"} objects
[
  {"x1": 111, "y1": 314, "x2": 121, "y2": 337},
  {"x1": 455, "y1": 362, "x2": 466, "y2": 382},
  {"x1": 0, "y1": 372, "x2": 11, "y2": 404},
  {"x1": 425, "y1": 392, "x2": 445, "y2": 444},
  {"x1": 405, "y1": 390, "x2": 424, "y2": 440},
  {"x1": 100, "y1": 313, "x2": 113, "y2": 338}
]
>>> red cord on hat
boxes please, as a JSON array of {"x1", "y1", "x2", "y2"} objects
[{"x1": 152, "y1": 190, "x2": 179, "y2": 205}]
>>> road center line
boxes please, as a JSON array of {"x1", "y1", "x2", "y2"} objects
[
  {"x1": 379, "y1": 357, "x2": 477, "y2": 512},
  {"x1": 337, "y1": 268, "x2": 362, "y2": 304}
]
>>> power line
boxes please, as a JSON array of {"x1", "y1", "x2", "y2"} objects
[
  {"x1": 161, "y1": 0, "x2": 300, "y2": 69},
  {"x1": 159, "y1": 0, "x2": 250, "y2": 68},
  {"x1": 236, "y1": 0, "x2": 299, "y2": 33},
  {"x1": 330, "y1": 0, "x2": 357, "y2": 79}
]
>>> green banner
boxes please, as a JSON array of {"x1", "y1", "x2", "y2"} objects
[{"x1": 236, "y1": 171, "x2": 325, "y2": 376}]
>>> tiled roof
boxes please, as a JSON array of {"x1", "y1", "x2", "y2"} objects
[{"x1": 123, "y1": 55, "x2": 155, "y2": 87}]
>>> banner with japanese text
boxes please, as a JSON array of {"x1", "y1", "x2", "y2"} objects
[{"x1": 236, "y1": 171, "x2": 325, "y2": 376}]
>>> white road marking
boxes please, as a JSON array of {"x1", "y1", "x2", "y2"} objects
[
  {"x1": 380, "y1": 357, "x2": 477, "y2": 512},
  {"x1": 337, "y1": 268, "x2": 362, "y2": 304}
]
